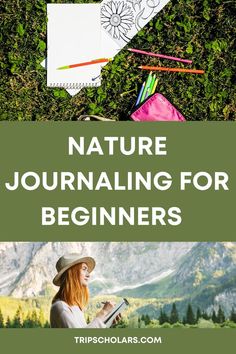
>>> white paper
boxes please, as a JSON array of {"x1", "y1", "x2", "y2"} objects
[
  {"x1": 104, "y1": 298, "x2": 129, "y2": 328},
  {"x1": 42, "y1": 29, "x2": 120, "y2": 96},
  {"x1": 101, "y1": 0, "x2": 171, "y2": 48},
  {"x1": 47, "y1": 4, "x2": 101, "y2": 89}
]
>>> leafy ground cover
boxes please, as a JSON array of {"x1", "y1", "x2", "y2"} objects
[{"x1": 0, "y1": 0, "x2": 235, "y2": 121}]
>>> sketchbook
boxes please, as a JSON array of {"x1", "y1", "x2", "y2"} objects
[
  {"x1": 104, "y1": 298, "x2": 129, "y2": 328},
  {"x1": 45, "y1": 1, "x2": 171, "y2": 95},
  {"x1": 47, "y1": 4, "x2": 101, "y2": 89},
  {"x1": 43, "y1": 27, "x2": 120, "y2": 96}
]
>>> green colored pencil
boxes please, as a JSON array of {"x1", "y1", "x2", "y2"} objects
[
  {"x1": 141, "y1": 71, "x2": 153, "y2": 102},
  {"x1": 149, "y1": 74, "x2": 156, "y2": 95},
  {"x1": 151, "y1": 78, "x2": 158, "y2": 94}
]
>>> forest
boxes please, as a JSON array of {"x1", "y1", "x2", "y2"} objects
[{"x1": 1, "y1": 302, "x2": 236, "y2": 328}]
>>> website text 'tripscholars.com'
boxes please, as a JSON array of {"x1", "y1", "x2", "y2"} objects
[{"x1": 74, "y1": 336, "x2": 162, "y2": 344}]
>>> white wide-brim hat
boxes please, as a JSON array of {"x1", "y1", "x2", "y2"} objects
[{"x1": 53, "y1": 253, "x2": 96, "y2": 286}]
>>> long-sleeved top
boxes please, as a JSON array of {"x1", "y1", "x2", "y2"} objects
[{"x1": 50, "y1": 300, "x2": 106, "y2": 328}]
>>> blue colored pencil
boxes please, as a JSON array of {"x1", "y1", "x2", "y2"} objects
[
  {"x1": 144, "y1": 88, "x2": 150, "y2": 100},
  {"x1": 135, "y1": 82, "x2": 145, "y2": 106}
]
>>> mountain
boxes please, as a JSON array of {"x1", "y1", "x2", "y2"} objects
[
  {"x1": 0, "y1": 242, "x2": 194, "y2": 297},
  {"x1": 1, "y1": 242, "x2": 236, "y2": 317},
  {"x1": 116, "y1": 242, "x2": 236, "y2": 316}
]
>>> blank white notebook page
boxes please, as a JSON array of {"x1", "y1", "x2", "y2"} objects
[{"x1": 47, "y1": 4, "x2": 101, "y2": 88}]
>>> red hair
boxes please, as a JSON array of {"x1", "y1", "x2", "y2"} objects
[{"x1": 53, "y1": 263, "x2": 89, "y2": 309}]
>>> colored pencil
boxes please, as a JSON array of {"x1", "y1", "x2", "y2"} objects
[
  {"x1": 144, "y1": 88, "x2": 149, "y2": 100},
  {"x1": 141, "y1": 72, "x2": 153, "y2": 102},
  {"x1": 139, "y1": 66, "x2": 205, "y2": 74},
  {"x1": 151, "y1": 78, "x2": 158, "y2": 94},
  {"x1": 135, "y1": 82, "x2": 146, "y2": 106},
  {"x1": 149, "y1": 74, "x2": 156, "y2": 95},
  {"x1": 57, "y1": 58, "x2": 111, "y2": 70},
  {"x1": 128, "y1": 48, "x2": 192, "y2": 64}
]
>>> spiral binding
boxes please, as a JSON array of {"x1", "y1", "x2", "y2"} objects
[{"x1": 48, "y1": 82, "x2": 100, "y2": 88}]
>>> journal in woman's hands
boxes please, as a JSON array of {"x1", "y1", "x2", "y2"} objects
[{"x1": 104, "y1": 298, "x2": 129, "y2": 328}]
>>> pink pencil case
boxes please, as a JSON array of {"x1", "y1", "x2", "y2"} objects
[{"x1": 131, "y1": 93, "x2": 186, "y2": 122}]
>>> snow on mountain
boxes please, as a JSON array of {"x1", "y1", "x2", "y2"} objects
[{"x1": 0, "y1": 242, "x2": 194, "y2": 297}]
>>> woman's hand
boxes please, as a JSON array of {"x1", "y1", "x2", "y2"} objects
[
  {"x1": 112, "y1": 313, "x2": 122, "y2": 326},
  {"x1": 96, "y1": 301, "x2": 115, "y2": 321}
]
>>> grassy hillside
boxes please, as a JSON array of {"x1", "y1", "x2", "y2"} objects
[
  {"x1": 0, "y1": 295, "x2": 172, "y2": 324},
  {"x1": 1, "y1": 295, "x2": 236, "y2": 328},
  {"x1": 0, "y1": 296, "x2": 50, "y2": 323},
  {"x1": 1, "y1": 0, "x2": 235, "y2": 121}
]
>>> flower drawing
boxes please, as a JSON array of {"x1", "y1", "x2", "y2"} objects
[
  {"x1": 101, "y1": 1, "x2": 134, "y2": 42},
  {"x1": 146, "y1": 0, "x2": 161, "y2": 8},
  {"x1": 127, "y1": 0, "x2": 142, "y2": 10}
]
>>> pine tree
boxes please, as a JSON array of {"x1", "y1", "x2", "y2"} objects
[
  {"x1": 230, "y1": 307, "x2": 236, "y2": 323},
  {"x1": 196, "y1": 307, "x2": 202, "y2": 322},
  {"x1": 145, "y1": 314, "x2": 151, "y2": 325},
  {"x1": 0, "y1": 309, "x2": 5, "y2": 328},
  {"x1": 212, "y1": 310, "x2": 217, "y2": 323},
  {"x1": 158, "y1": 309, "x2": 169, "y2": 325},
  {"x1": 31, "y1": 310, "x2": 40, "y2": 328},
  {"x1": 202, "y1": 311, "x2": 210, "y2": 320},
  {"x1": 0, "y1": 308, "x2": 4, "y2": 328},
  {"x1": 12, "y1": 305, "x2": 22, "y2": 328},
  {"x1": 163, "y1": 310, "x2": 169, "y2": 324},
  {"x1": 138, "y1": 316, "x2": 141, "y2": 328},
  {"x1": 23, "y1": 312, "x2": 33, "y2": 328},
  {"x1": 44, "y1": 320, "x2": 50, "y2": 328},
  {"x1": 5, "y1": 316, "x2": 12, "y2": 328},
  {"x1": 170, "y1": 303, "x2": 179, "y2": 324},
  {"x1": 186, "y1": 304, "x2": 195, "y2": 325},
  {"x1": 23, "y1": 310, "x2": 40, "y2": 328},
  {"x1": 158, "y1": 310, "x2": 164, "y2": 325},
  {"x1": 216, "y1": 305, "x2": 225, "y2": 323}
]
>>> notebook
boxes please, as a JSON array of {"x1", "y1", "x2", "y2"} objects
[
  {"x1": 43, "y1": 27, "x2": 120, "y2": 96},
  {"x1": 104, "y1": 298, "x2": 129, "y2": 328},
  {"x1": 47, "y1": 4, "x2": 101, "y2": 89}
]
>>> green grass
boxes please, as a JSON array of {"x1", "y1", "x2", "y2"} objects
[
  {"x1": 0, "y1": 0, "x2": 235, "y2": 121},
  {"x1": 0, "y1": 295, "x2": 168, "y2": 323},
  {"x1": 0, "y1": 296, "x2": 50, "y2": 323},
  {"x1": 1, "y1": 296, "x2": 236, "y2": 328}
]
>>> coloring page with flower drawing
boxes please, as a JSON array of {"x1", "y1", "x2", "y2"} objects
[
  {"x1": 101, "y1": 0, "x2": 170, "y2": 48},
  {"x1": 43, "y1": 0, "x2": 171, "y2": 96}
]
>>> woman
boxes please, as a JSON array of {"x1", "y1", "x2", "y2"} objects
[{"x1": 50, "y1": 253, "x2": 115, "y2": 328}]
